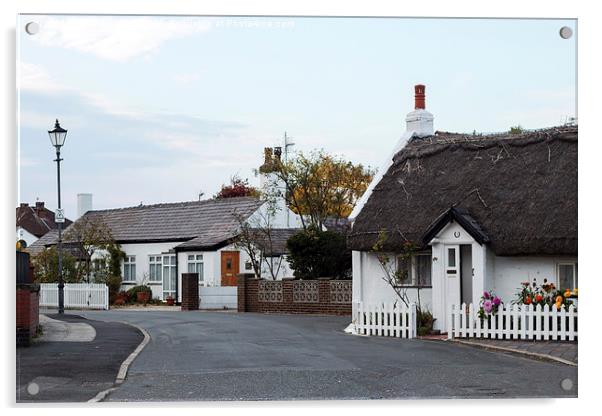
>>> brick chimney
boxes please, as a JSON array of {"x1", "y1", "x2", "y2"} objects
[
  {"x1": 414, "y1": 84, "x2": 426, "y2": 109},
  {"x1": 405, "y1": 84, "x2": 434, "y2": 137}
]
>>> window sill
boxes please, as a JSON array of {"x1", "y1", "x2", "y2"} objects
[{"x1": 393, "y1": 285, "x2": 433, "y2": 289}]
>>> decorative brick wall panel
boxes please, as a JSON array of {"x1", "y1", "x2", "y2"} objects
[
  {"x1": 293, "y1": 281, "x2": 319, "y2": 303},
  {"x1": 181, "y1": 273, "x2": 199, "y2": 310},
  {"x1": 330, "y1": 280, "x2": 352, "y2": 304},
  {"x1": 258, "y1": 280, "x2": 283, "y2": 302},
  {"x1": 237, "y1": 275, "x2": 351, "y2": 315}
]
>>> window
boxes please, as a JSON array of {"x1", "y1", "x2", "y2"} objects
[
  {"x1": 187, "y1": 254, "x2": 205, "y2": 285},
  {"x1": 396, "y1": 253, "x2": 432, "y2": 287},
  {"x1": 162, "y1": 255, "x2": 177, "y2": 299},
  {"x1": 557, "y1": 262, "x2": 578, "y2": 291},
  {"x1": 123, "y1": 255, "x2": 136, "y2": 283},
  {"x1": 149, "y1": 255, "x2": 162, "y2": 283}
]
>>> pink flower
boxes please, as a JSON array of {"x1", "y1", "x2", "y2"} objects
[
  {"x1": 492, "y1": 296, "x2": 501, "y2": 306},
  {"x1": 483, "y1": 300, "x2": 493, "y2": 313},
  {"x1": 483, "y1": 291, "x2": 490, "y2": 299}
]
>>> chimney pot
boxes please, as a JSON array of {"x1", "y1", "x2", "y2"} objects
[
  {"x1": 35, "y1": 201, "x2": 45, "y2": 209},
  {"x1": 20, "y1": 203, "x2": 28, "y2": 208},
  {"x1": 414, "y1": 84, "x2": 426, "y2": 110}
]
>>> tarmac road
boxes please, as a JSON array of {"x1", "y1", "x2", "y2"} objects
[{"x1": 74, "y1": 310, "x2": 578, "y2": 401}]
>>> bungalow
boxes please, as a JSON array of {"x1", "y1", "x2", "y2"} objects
[
  {"x1": 348, "y1": 85, "x2": 577, "y2": 333},
  {"x1": 35, "y1": 147, "x2": 303, "y2": 304}
]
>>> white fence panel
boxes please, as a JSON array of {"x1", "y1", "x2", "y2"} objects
[
  {"x1": 448, "y1": 303, "x2": 577, "y2": 341},
  {"x1": 355, "y1": 302, "x2": 416, "y2": 339},
  {"x1": 199, "y1": 286, "x2": 237, "y2": 309},
  {"x1": 40, "y1": 283, "x2": 109, "y2": 310}
]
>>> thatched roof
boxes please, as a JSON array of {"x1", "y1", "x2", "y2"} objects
[{"x1": 348, "y1": 126, "x2": 577, "y2": 256}]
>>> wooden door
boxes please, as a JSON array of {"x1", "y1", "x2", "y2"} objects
[{"x1": 220, "y1": 251, "x2": 240, "y2": 286}]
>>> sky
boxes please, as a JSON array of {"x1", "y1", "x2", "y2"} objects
[{"x1": 17, "y1": 15, "x2": 576, "y2": 219}]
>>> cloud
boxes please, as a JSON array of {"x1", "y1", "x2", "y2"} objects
[
  {"x1": 18, "y1": 62, "x2": 65, "y2": 93},
  {"x1": 31, "y1": 16, "x2": 212, "y2": 62},
  {"x1": 173, "y1": 73, "x2": 202, "y2": 85}
]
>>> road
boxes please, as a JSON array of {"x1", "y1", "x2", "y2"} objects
[
  {"x1": 16, "y1": 314, "x2": 143, "y2": 402},
  {"x1": 74, "y1": 310, "x2": 577, "y2": 401}
]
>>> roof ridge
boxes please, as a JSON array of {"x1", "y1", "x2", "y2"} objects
[{"x1": 84, "y1": 196, "x2": 262, "y2": 214}]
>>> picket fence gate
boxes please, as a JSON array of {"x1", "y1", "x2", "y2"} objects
[
  {"x1": 39, "y1": 283, "x2": 109, "y2": 310},
  {"x1": 354, "y1": 302, "x2": 417, "y2": 339},
  {"x1": 448, "y1": 303, "x2": 577, "y2": 341}
]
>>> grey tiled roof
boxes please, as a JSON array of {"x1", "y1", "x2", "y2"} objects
[
  {"x1": 39, "y1": 197, "x2": 264, "y2": 250},
  {"x1": 247, "y1": 228, "x2": 301, "y2": 256}
]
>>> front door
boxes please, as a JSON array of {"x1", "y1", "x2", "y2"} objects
[
  {"x1": 444, "y1": 244, "x2": 461, "y2": 332},
  {"x1": 220, "y1": 251, "x2": 239, "y2": 286}
]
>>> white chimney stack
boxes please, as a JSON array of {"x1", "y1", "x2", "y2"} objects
[
  {"x1": 405, "y1": 84, "x2": 434, "y2": 136},
  {"x1": 77, "y1": 193, "x2": 93, "y2": 218}
]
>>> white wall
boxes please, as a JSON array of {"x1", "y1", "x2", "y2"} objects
[
  {"x1": 120, "y1": 242, "x2": 179, "y2": 300},
  {"x1": 490, "y1": 255, "x2": 578, "y2": 303},
  {"x1": 16, "y1": 227, "x2": 39, "y2": 247},
  {"x1": 351, "y1": 250, "x2": 432, "y2": 316}
]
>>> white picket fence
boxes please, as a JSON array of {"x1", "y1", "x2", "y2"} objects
[
  {"x1": 354, "y1": 302, "x2": 417, "y2": 339},
  {"x1": 39, "y1": 283, "x2": 109, "y2": 310},
  {"x1": 448, "y1": 303, "x2": 577, "y2": 341}
]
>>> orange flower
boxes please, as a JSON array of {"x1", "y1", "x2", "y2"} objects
[
  {"x1": 573, "y1": 288, "x2": 578, "y2": 296},
  {"x1": 555, "y1": 301, "x2": 562, "y2": 310},
  {"x1": 564, "y1": 289, "x2": 571, "y2": 298},
  {"x1": 556, "y1": 295, "x2": 563, "y2": 304}
]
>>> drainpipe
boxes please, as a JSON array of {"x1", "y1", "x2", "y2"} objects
[{"x1": 174, "y1": 247, "x2": 180, "y2": 305}]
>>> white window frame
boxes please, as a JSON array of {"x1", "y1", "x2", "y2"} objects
[
  {"x1": 148, "y1": 255, "x2": 162, "y2": 283},
  {"x1": 557, "y1": 262, "x2": 578, "y2": 290},
  {"x1": 187, "y1": 254, "x2": 205, "y2": 286},
  {"x1": 162, "y1": 254, "x2": 177, "y2": 299},
  {"x1": 123, "y1": 255, "x2": 136, "y2": 283},
  {"x1": 396, "y1": 252, "x2": 432, "y2": 288}
]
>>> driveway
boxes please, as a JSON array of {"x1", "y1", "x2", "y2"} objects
[{"x1": 75, "y1": 310, "x2": 578, "y2": 401}]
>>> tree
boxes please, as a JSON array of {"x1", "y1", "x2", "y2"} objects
[
  {"x1": 272, "y1": 150, "x2": 374, "y2": 229},
  {"x1": 286, "y1": 227, "x2": 351, "y2": 280},
  {"x1": 509, "y1": 125, "x2": 524, "y2": 134},
  {"x1": 233, "y1": 186, "x2": 284, "y2": 280},
  {"x1": 31, "y1": 247, "x2": 79, "y2": 283},
  {"x1": 64, "y1": 215, "x2": 117, "y2": 282},
  {"x1": 215, "y1": 175, "x2": 260, "y2": 199},
  {"x1": 371, "y1": 230, "x2": 434, "y2": 335}
]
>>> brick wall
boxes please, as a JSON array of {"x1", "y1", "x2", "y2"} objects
[
  {"x1": 16, "y1": 284, "x2": 40, "y2": 347},
  {"x1": 237, "y1": 274, "x2": 351, "y2": 315},
  {"x1": 181, "y1": 273, "x2": 199, "y2": 310}
]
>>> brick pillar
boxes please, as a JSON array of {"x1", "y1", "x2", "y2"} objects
[
  {"x1": 16, "y1": 283, "x2": 40, "y2": 347},
  {"x1": 181, "y1": 273, "x2": 199, "y2": 311}
]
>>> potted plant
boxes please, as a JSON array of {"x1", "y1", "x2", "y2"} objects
[
  {"x1": 166, "y1": 295, "x2": 175, "y2": 306},
  {"x1": 126, "y1": 285, "x2": 152, "y2": 304}
]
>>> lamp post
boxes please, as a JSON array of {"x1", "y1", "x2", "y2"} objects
[{"x1": 48, "y1": 119, "x2": 68, "y2": 314}]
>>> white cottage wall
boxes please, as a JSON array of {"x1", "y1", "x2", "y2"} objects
[
  {"x1": 351, "y1": 250, "x2": 432, "y2": 316},
  {"x1": 120, "y1": 242, "x2": 179, "y2": 300},
  {"x1": 17, "y1": 227, "x2": 39, "y2": 247}
]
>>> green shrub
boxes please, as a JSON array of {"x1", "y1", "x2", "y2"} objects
[
  {"x1": 126, "y1": 285, "x2": 152, "y2": 302},
  {"x1": 286, "y1": 227, "x2": 351, "y2": 280},
  {"x1": 417, "y1": 309, "x2": 435, "y2": 336}
]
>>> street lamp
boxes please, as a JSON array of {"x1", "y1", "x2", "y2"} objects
[{"x1": 48, "y1": 119, "x2": 67, "y2": 314}]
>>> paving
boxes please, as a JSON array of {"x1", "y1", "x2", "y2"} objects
[
  {"x1": 37, "y1": 314, "x2": 96, "y2": 342},
  {"x1": 75, "y1": 310, "x2": 578, "y2": 401},
  {"x1": 451, "y1": 338, "x2": 577, "y2": 365},
  {"x1": 16, "y1": 314, "x2": 143, "y2": 402}
]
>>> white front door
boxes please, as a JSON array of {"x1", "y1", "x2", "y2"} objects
[
  {"x1": 444, "y1": 244, "x2": 461, "y2": 332},
  {"x1": 162, "y1": 254, "x2": 176, "y2": 300}
]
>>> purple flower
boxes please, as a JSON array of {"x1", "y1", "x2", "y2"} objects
[
  {"x1": 492, "y1": 296, "x2": 501, "y2": 306},
  {"x1": 483, "y1": 300, "x2": 493, "y2": 313},
  {"x1": 483, "y1": 291, "x2": 490, "y2": 299}
]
